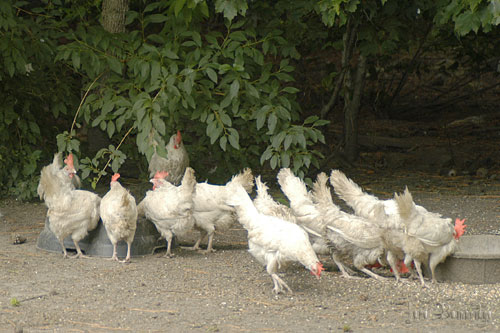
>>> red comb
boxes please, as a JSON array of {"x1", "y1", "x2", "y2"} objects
[
  {"x1": 454, "y1": 218, "x2": 467, "y2": 239},
  {"x1": 111, "y1": 173, "x2": 120, "y2": 182},
  {"x1": 154, "y1": 171, "x2": 169, "y2": 179},
  {"x1": 64, "y1": 153, "x2": 74, "y2": 167}
]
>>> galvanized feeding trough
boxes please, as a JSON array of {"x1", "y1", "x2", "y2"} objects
[
  {"x1": 430, "y1": 235, "x2": 500, "y2": 284},
  {"x1": 37, "y1": 216, "x2": 167, "y2": 258}
]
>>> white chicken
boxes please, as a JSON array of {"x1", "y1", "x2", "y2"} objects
[
  {"x1": 37, "y1": 153, "x2": 80, "y2": 207},
  {"x1": 394, "y1": 188, "x2": 466, "y2": 285},
  {"x1": 277, "y1": 168, "x2": 351, "y2": 275},
  {"x1": 311, "y1": 172, "x2": 389, "y2": 281},
  {"x1": 100, "y1": 173, "x2": 138, "y2": 262},
  {"x1": 190, "y1": 168, "x2": 254, "y2": 253},
  {"x1": 227, "y1": 183, "x2": 324, "y2": 294},
  {"x1": 38, "y1": 153, "x2": 100, "y2": 258},
  {"x1": 138, "y1": 167, "x2": 196, "y2": 257},
  {"x1": 330, "y1": 169, "x2": 466, "y2": 285},
  {"x1": 148, "y1": 130, "x2": 189, "y2": 185}
]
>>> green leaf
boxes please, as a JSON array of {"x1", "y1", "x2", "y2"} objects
[
  {"x1": 107, "y1": 57, "x2": 122, "y2": 75},
  {"x1": 228, "y1": 128, "x2": 240, "y2": 149},
  {"x1": 149, "y1": 14, "x2": 168, "y2": 23},
  {"x1": 304, "y1": 116, "x2": 319, "y2": 124},
  {"x1": 107, "y1": 121, "x2": 115, "y2": 138},
  {"x1": 219, "y1": 135, "x2": 227, "y2": 151},
  {"x1": 267, "y1": 113, "x2": 277, "y2": 133},
  {"x1": 284, "y1": 134, "x2": 293, "y2": 151},
  {"x1": 260, "y1": 147, "x2": 273, "y2": 165},
  {"x1": 271, "y1": 131, "x2": 286, "y2": 149},
  {"x1": 282, "y1": 86, "x2": 299, "y2": 94},
  {"x1": 229, "y1": 79, "x2": 240, "y2": 99},
  {"x1": 174, "y1": 0, "x2": 187, "y2": 16},
  {"x1": 245, "y1": 82, "x2": 259, "y2": 98},
  {"x1": 206, "y1": 67, "x2": 218, "y2": 83},
  {"x1": 71, "y1": 52, "x2": 80, "y2": 69},
  {"x1": 270, "y1": 154, "x2": 278, "y2": 169},
  {"x1": 281, "y1": 151, "x2": 290, "y2": 168}
]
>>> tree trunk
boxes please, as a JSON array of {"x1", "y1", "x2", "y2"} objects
[
  {"x1": 344, "y1": 54, "x2": 367, "y2": 162},
  {"x1": 321, "y1": 18, "x2": 358, "y2": 119},
  {"x1": 101, "y1": 0, "x2": 129, "y2": 33}
]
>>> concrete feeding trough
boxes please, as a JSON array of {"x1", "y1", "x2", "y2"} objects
[
  {"x1": 430, "y1": 235, "x2": 500, "y2": 284},
  {"x1": 37, "y1": 216, "x2": 167, "y2": 258}
]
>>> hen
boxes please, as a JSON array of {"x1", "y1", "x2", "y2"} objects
[
  {"x1": 227, "y1": 183, "x2": 324, "y2": 294},
  {"x1": 311, "y1": 172, "x2": 389, "y2": 281},
  {"x1": 138, "y1": 167, "x2": 196, "y2": 257},
  {"x1": 38, "y1": 153, "x2": 101, "y2": 258},
  {"x1": 277, "y1": 168, "x2": 355, "y2": 277},
  {"x1": 190, "y1": 168, "x2": 254, "y2": 253},
  {"x1": 100, "y1": 173, "x2": 138, "y2": 262},
  {"x1": 148, "y1": 130, "x2": 189, "y2": 185},
  {"x1": 394, "y1": 188, "x2": 466, "y2": 285},
  {"x1": 37, "y1": 153, "x2": 80, "y2": 207},
  {"x1": 330, "y1": 169, "x2": 466, "y2": 285}
]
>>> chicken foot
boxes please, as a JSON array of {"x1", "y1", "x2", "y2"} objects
[
  {"x1": 359, "y1": 267, "x2": 388, "y2": 282},
  {"x1": 108, "y1": 243, "x2": 132, "y2": 263},
  {"x1": 271, "y1": 273, "x2": 292, "y2": 294},
  {"x1": 331, "y1": 253, "x2": 358, "y2": 279},
  {"x1": 164, "y1": 233, "x2": 175, "y2": 258},
  {"x1": 188, "y1": 231, "x2": 216, "y2": 253}
]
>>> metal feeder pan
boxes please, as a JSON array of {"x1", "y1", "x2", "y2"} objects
[{"x1": 37, "y1": 216, "x2": 167, "y2": 258}]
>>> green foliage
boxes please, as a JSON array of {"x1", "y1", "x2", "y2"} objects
[
  {"x1": 0, "y1": 1, "x2": 82, "y2": 199},
  {"x1": 10, "y1": 297, "x2": 20, "y2": 307},
  {"x1": 52, "y1": 1, "x2": 328, "y2": 183},
  {"x1": 436, "y1": 0, "x2": 500, "y2": 35}
]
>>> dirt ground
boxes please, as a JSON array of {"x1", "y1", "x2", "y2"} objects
[{"x1": 2, "y1": 114, "x2": 500, "y2": 332}]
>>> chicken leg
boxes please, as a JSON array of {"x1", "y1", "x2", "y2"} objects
[{"x1": 267, "y1": 256, "x2": 292, "y2": 294}]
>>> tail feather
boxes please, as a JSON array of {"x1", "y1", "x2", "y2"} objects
[
  {"x1": 329, "y1": 169, "x2": 381, "y2": 219},
  {"x1": 277, "y1": 168, "x2": 322, "y2": 231},
  {"x1": 180, "y1": 167, "x2": 196, "y2": 193},
  {"x1": 255, "y1": 176, "x2": 271, "y2": 201},
  {"x1": 311, "y1": 172, "x2": 340, "y2": 214},
  {"x1": 277, "y1": 168, "x2": 311, "y2": 208},
  {"x1": 393, "y1": 187, "x2": 416, "y2": 223},
  {"x1": 229, "y1": 168, "x2": 254, "y2": 193}
]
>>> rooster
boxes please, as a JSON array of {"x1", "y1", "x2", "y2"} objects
[
  {"x1": 138, "y1": 167, "x2": 196, "y2": 257},
  {"x1": 330, "y1": 169, "x2": 466, "y2": 285},
  {"x1": 100, "y1": 173, "x2": 138, "y2": 262},
  {"x1": 190, "y1": 168, "x2": 254, "y2": 253},
  {"x1": 148, "y1": 130, "x2": 189, "y2": 185},
  {"x1": 227, "y1": 183, "x2": 324, "y2": 294},
  {"x1": 38, "y1": 153, "x2": 100, "y2": 258}
]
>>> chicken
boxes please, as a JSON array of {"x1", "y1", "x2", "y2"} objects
[
  {"x1": 394, "y1": 188, "x2": 466, "y2": 285},
  {"x1": 100, "y1": 173, "x2": 138, "y2": 262},
  {"x1": 38, "y1": 154, "x2": 100, "y2": 258},
  {"x1": 148, "y1": 130, "x2": 189, "y2": 185},
  {"x1": 277, "y1": 168, "x2": 354, "y2": 277},
  {"x1": 330, "y1": 169, "x2": 466, "y2": 285},
  {"x1": 138, "y1": 167, "x2": 196, "y2": 257},
  {"x1": 311, "y1": 172, "x2": 389, "y2": 281},
  {"x1": 37, "y1": 152, "x2": 80, "y2": 207},
  {"x1": 227, "y1": 183, "x2": 324, "y2": 294},
  {"x1": 190, "y1": 168, "x2": 254, "y2": 253}
]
